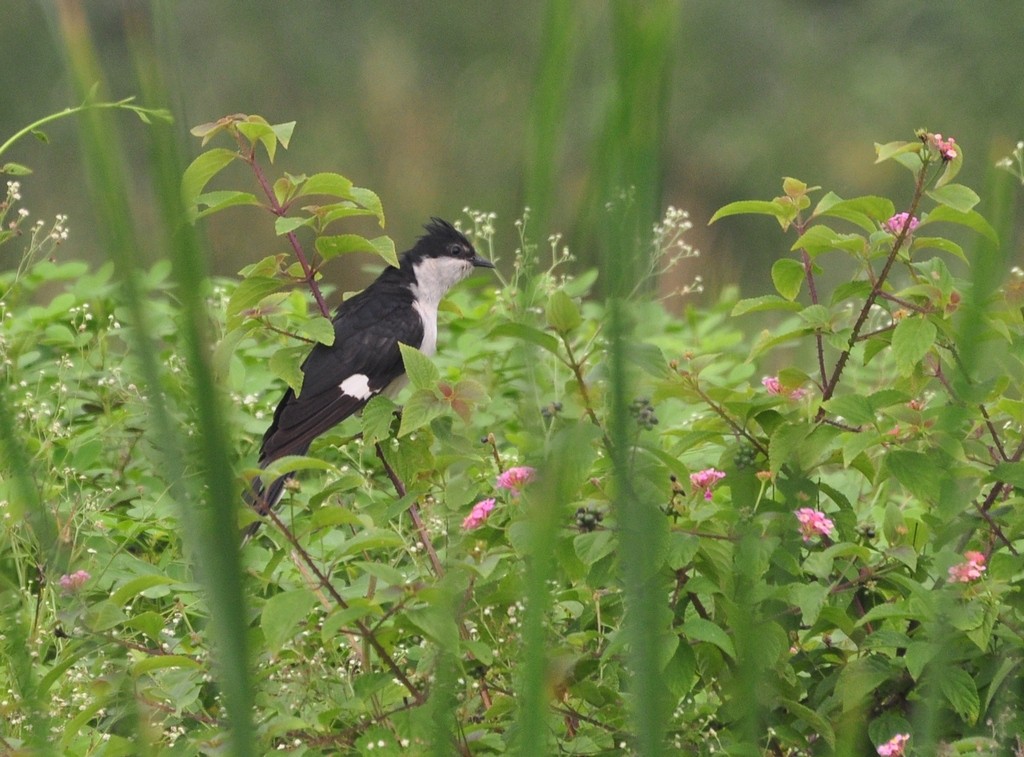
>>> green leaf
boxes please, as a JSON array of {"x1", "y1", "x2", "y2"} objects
[
  {"x1": 190, "y1": 190, "x2": 261, "y2": 221},
  {"x1": 791, "y1": 224, "x2": 863, "y2": 257},
  {"x1": 815, "y1": 195, "x2": 895, "y2": 232},
  {"x1": 682, "y1": 617, "x2": 734, "y2": 659},
  {"x1": 258, "y1": 454, "x2": 337, "y2": 483},
  {"x1": 487, "y1": 322, "x2": 561, "y2": 354},
  {"x1": 133, "y1": 655, "x2": 202, "y2": 676},
  {"x1": 315, "y1": 234, "x2": 398, "y2": 267},
  {"x1": 0, "y1": 162, "x2": 32, "y2": 175},
  {"x1": 769, "y1": 421, "x2": 811, "y2": 475},
  {"x1": 226, "y1": 276, "x2": 284, "y2": 327},
  {"x1": 910, "y1": 236, "x2": 966, "y2": 263},
  {"x1": 771, "y1": 258, "x2": 805, "y2": 301},
  {"x1": 361, "y1": 395, "x2": 398, "y2": 446},
  {"x1": 837, "y1": 656, "x2": 893, "y2": 712},
  {"x1": 295, "y1": 315, "x2": 335, "y2": 346},
  {"x1": 398, "y1": 389, "x2": 445, "y2": 437},
  {"x1": 730, "y1": 295, "x2": 803, "y2": 316},
  {"x1": 874, "y1": 140, "x2": 922, "y2": 164},
  {"x1": 275, "y1": 215, "x2": 314, "y2": 236},
  {"x1": 110, "y1": 575, "x2": 179, "y2": 606},
  {"x1": 926, "y1": 183, "x2": 980, "y2": 213},
  {"x1": 891, "y1": 317, "x2": 936, "y2": 376},
  {"x1": 261, "y1": 589, "x2": 317, "y2": 653},
  {"x1": 934, "y1": 141, "x2": 964, "y2": 188},
  {"x1": 780, "y1": 699, "x2": 835, "y2": 750},
  {"x1": 349, "y1": 186, "x2": 386, "y2": 226},
  {"x1": 708, "y1": 199, "x2": 789, "y2": 224},
  {"x1": 940, "y1": 667, "x2": 980, "y2": 724},
  {"x1": 990, "y1": 461, "x2": 1024, "y2": 488},
  {"x1": 398, "y1": 342, "x2": 440, "y2": 390},
  {"x1": 271, "y1": 120, "x2": 296, "y2": 149},
  {"x1": 296, "y1": 172, "x2": 354, "y2": 199},
  {"x1": 822, "y1": 394, "x2": 875, "y2": 426},
  {"x1": 574, "y1": 530, "x2": 616, "y2": 565},
  {"x1": 546, "y1": 290, "x2": 582, "y2": 333},
  {"x1": 181, "y1": 148, "x2": 237, "y2": 211},
  {"x1": 269, "y1": 344, "x2": 310, "y2": 394},
  {"x1": 885, "y1": 449, "x2": 942, "y2": 502},
  {"x1": 922, "y1": 206, "x2": 998, "y2": 243}
]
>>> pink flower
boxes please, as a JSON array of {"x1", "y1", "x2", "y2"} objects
[
  {"x1": 58, "y1": 570, "x2": 91, "y2": 594},
  {"x1": 794, "y1": 508, "x2": 835, "y2": 542},
  {"x1": 762, "y1": 376, "x2": 808, "y2": 400},
  {"x1": 884, "y1": 212, "x2": 920, "y2": 236},
  {"x1": 929, "y1": 133, "x2": 958, "y2": 161},
  {"x1": 948, "y1": 550, "x2": 986, "y2": 583},
  {"x1": 690, "y1": 468, "x2": 726, "y2": 501},
  {"x1": 462, "y1": 498, "x2": 496, "y2": 530},
  {"x1": 876, "y1": 733, "x2": 910, "y2": 756},
  {"x1": 496, "y1": 466, "x2": 535, "y2": 496}
]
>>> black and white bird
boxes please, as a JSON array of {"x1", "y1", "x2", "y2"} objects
[{"x1": 245, "y1": 218, "x2": 494, "y2": 536}]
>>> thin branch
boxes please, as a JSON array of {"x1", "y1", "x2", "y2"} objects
[{"x1": 375, "y1": 442, "x2": 445, "y2": 577}]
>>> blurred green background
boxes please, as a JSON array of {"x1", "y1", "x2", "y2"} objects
[{"x1": 3, "y1": 1, "x2": 1022, "y2": 297}]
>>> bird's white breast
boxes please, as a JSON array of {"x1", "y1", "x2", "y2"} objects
[{"x1": 410, "y1": 256, "x2": 472, "y2": 357}]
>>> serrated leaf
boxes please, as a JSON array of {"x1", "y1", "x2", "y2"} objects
[
  {"x1": 397, "y1": 343, "x2": 440, "y2": 390},
  {"x1": 487, "y1": 322, "x2": 561, "y2": 354},
  {"x1": 822, "y1": 394, "x2": 876, "y2": 425},
  {"x1": 708, "y1": 199, "x2": 789, "y2": 224},
  {"x1": 349, "y1": 186, "x2": 385, "y2": 226},
  {"x1": 574, "y1": 530, "x2": 616, "y2": 565},
  {"x1": 275, "y1": 215, "x2": 314, "y2": 236},
  {"x1": 361, "y1": 395, "x2": 398, "y2": 446},
  {"x1": 681, "y1": 617, "x2": 735, "y2": 659},
  {"x1": 398, "y1": 390, "x2": 445, "y2": 437},
  {"x1": 296, "y1": 172, "x2": 354, "y2": 199},
  {"x1": 891, "y1": 317, "x2": 936, "y2": 376},
  {"x1": 926, "y1": 183, "x2": 980, "y2": 213},
  {"x1": 885, "y1": 449, "x2": 942, "y2": 501},
  {"x1": 990, "y1": 461, "x2": 1024, "y2": 488},
  {"x1": 769, "y1": 421, "x2": 812, "y2": 475},
  {"x1": 315, "y1": 234, "x2": 397, "y2": 267},
  {"x1": 940, "y1": 667, "x2": 980, "y2": 724},
  {"x1": 261, "y1": 589, "x2": 317, "y2": 653},
  {"x1": 295, "y1": 315, "x2": 335, "y2": 346},
  {"x1": 181, "y1": 148, "x2": 237, "y2": 210},
  {"x1": 771, "y1": 258, "x2": 805, "y2": 301},
  {"x1": 269, "y1": 344, "x2": 309, "y2": 394}
]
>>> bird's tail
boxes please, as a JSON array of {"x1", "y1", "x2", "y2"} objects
[{"x1": 241, "y1": 467, "x2": 295, "y2": 541}]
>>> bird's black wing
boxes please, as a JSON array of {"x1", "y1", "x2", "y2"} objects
[{"x1": 258, "y1": 287, "x2": 423, "y2": 466}]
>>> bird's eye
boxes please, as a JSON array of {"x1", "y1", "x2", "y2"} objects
[{"x1": 447, "y1": 243, "x2": 466, "y2": 257}]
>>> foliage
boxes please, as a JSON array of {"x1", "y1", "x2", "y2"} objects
[{"x1": 4, "y1": 108, "x2": 1024, "y2": 757}]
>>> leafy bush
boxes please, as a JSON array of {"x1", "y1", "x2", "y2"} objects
[{"x1": 3, "y1": 110, "x2": 1024, "y2": 756}]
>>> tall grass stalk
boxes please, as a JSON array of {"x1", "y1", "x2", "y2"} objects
[{"x1": 52, "y1": 2, "x2": 254, "y2": 752}]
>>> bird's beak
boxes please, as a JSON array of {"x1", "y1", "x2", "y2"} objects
[{"x1": 471, "y1": 253, "x2": 496, "y2": 269}]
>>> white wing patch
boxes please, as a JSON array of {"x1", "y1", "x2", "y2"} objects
[{"x1": 339, "y1": 373, "x2": 374, "y2": 400}]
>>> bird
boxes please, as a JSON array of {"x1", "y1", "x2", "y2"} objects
[{"x1": 244, "y1": 217, "x2": 495, "y2": 537}]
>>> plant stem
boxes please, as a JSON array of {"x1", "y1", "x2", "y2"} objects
[
  {"x1": 817, "y1": 163, "x2": 930, "y2": 418},
  {"x1": 237, "y1": 135, "x2": 331, "y2": 318}
]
